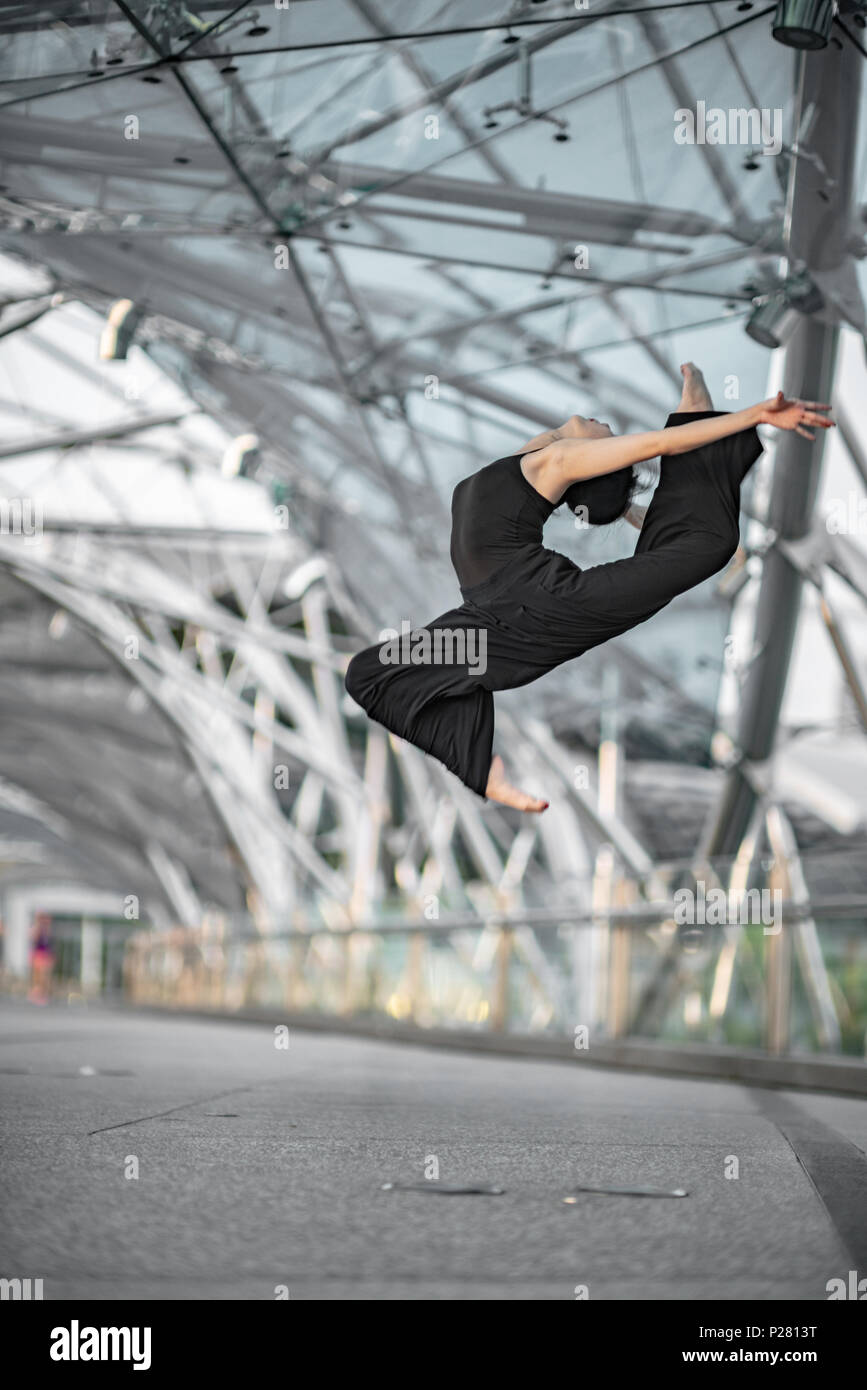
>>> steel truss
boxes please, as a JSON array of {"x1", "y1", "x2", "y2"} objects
[{"x1": 0, "y1": 1, "x2": 863, "y2": 1054}]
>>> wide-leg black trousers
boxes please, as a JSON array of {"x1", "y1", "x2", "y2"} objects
[{"x1": 345, "y1": 411, "x2": 763, "y2": 797}]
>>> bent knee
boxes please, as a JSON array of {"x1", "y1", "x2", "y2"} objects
[
  {"x1": 344, "y1": 649, "x2": 368, "y2": 705},
  {"x1": 344, "y1": 645, "x2": 382, "y2": 708},
  {"x1": 708, "y1": 532, "x2": 739, "y2": 575},
  {"x1": 692, "y1": 530, "x2": 739, "y2": 583}
]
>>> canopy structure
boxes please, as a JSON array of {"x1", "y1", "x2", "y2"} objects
[{"x1": 0, "y1": 0, "x2": 865, "y2": 961}]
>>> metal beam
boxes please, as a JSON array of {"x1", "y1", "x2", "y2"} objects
[
  {"x1": 318, "y1": 158, "x2": 725, "y2": 242},
  {"x1": 703, "y1": 36, "x2": 862, "y2": 858},
  {"x1": 0, "y1": 411, "x2": 194, "y2": 459}
]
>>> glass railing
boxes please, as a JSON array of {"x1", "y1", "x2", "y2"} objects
[{"x1": 122, "y1": 891, "x2": 867, "y2": 1060}]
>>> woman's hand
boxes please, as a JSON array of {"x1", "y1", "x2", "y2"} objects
[{"x1": 758, "y1": 391, "x2": 835, "y2": 440}]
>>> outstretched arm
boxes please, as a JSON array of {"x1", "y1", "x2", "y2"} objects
[
  {"x1": 662, "y1": 393, "x2": 833, "y2": 453},
  {"x1": 532, "y1": 394, "x2": 834, "y2": 499}
]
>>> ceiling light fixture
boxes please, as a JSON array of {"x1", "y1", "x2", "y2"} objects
[
  {"x1": 745, "y1": 272, "x2": 825, "y2": 348},
  {"x1": 771, "y1": 0, "x2": 835, "y2": 49},
  {"x1": 99, "y1": 300, "x2": 144, "y2": 360}
]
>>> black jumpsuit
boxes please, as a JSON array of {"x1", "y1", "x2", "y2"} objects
[{"x1": 344, "y1": 411, "x2": 763, "y2": 798}]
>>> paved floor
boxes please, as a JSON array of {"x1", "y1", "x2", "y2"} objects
[{"x1": 1, "y1": 999, "x2": 865, "y2": 1300}]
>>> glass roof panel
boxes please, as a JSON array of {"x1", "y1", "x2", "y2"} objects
[{"x1": 0, "y1": 0, "x2": 864, "y2": 914}]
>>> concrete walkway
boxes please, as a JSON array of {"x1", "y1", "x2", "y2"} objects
[{"x1": 1, "y1": 1000, "x2": 865, "y2": 1300}]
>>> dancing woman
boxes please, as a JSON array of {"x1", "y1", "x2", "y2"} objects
[{"x1": 345, "y1": 364, "x2": 833, "y2": 812}]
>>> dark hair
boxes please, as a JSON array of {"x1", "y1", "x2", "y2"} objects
[{"x1": 559, "y1": 465, "x2": 638, "y2": 526}]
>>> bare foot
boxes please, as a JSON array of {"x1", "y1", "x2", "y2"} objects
[
  {"x1": 485, "y1": 754, "x2": 549, "y2": 812},
  {"x1": 678, "y1": 361, "x2": 713, "y2": 412}
]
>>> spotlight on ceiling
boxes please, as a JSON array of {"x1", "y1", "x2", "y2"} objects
[
  {"x1": 99, "y1": 299, "x2": 143, "y2": 360},
  {"x1": 284, "y1": 556, "x2": 328, "y2": 600},
  {"x1": 745, "y1": 274, "x2": 824, "y2": 349},
  {"x1": 771, "y1": 0, "x2": 835, "y2": 49},
  {"x1": 222, "y1": 433, "x2": 261, "y2": 479},
  {"x1": 746, "y1": 290, "x2": 802, "y2": 348}
]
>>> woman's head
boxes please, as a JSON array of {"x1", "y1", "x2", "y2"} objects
[
  {"x1": 560, "y1": 466, "x2": 637, "y2": 526},
  {"x1": 553, "y1": 415, "x2": 640, "y2": 525},
  {"x1": 561, "y1": 413, "x2": 615, "y2": 441}
]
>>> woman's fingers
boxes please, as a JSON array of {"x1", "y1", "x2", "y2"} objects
[{"x1": 763, "y1": 397, "x2": 835, "y2": 433}]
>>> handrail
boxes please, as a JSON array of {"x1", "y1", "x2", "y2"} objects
[{"x1": 168, "y1": 894, "x2": 867, "y2": 940}]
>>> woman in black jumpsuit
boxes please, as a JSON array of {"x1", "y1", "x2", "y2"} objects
[{"x1": 345, "y1": 368, "x2": 832, "y2": 810}]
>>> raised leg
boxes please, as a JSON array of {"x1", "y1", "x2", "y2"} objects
[
  {"x1": 677, "y1": 361, "x2": 713, "y2": 412},
  {"x1": 626, "y1": 364, "x2": 712, "y2": 535}
]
